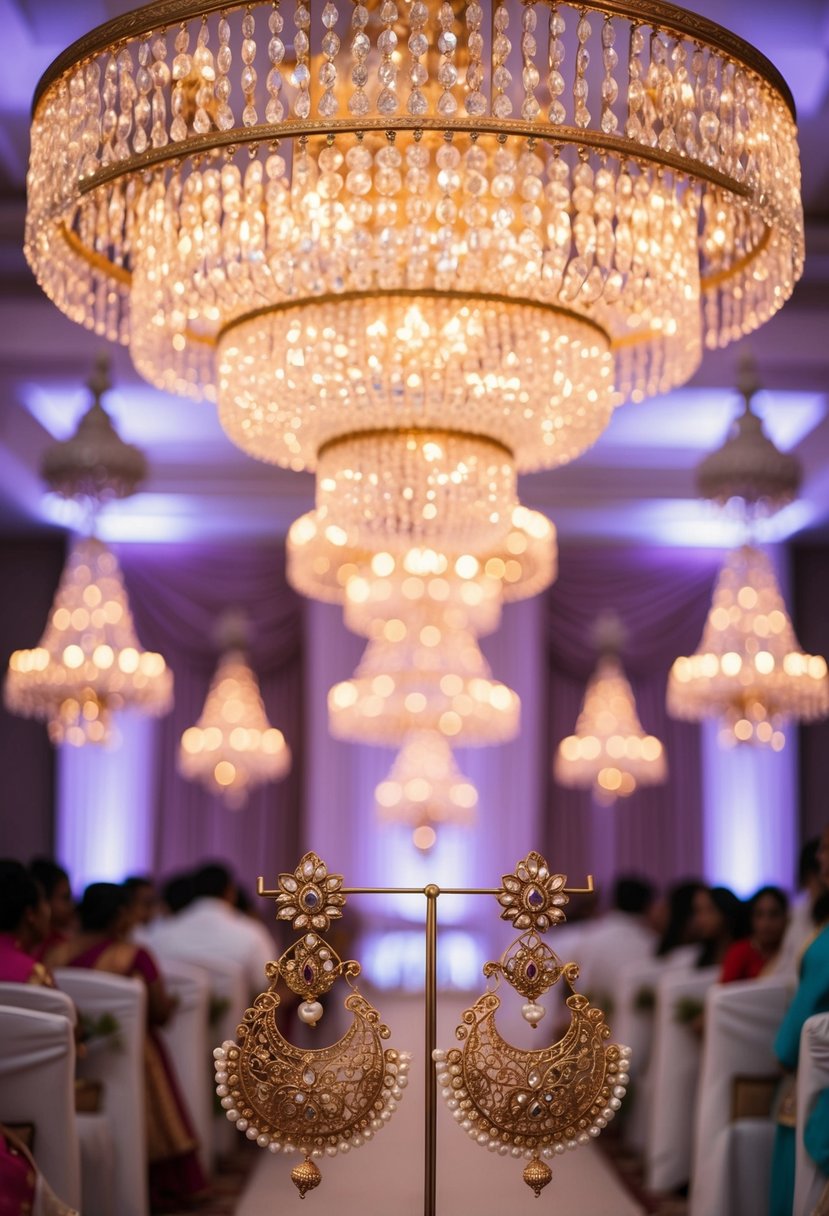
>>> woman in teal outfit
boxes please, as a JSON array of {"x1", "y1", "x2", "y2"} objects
[{"x1": 771, "y1": 827, "x2": 829, "y2": 1216}]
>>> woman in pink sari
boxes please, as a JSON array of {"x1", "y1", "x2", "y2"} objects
[
  {"x1": 0, "y1": 859, "x2": 54, "y2": 987},
  {"x1": 46, "y1": 883, "x2": 208, "y2": 1213}
]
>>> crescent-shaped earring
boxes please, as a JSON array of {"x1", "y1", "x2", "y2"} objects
[
  {"x1": 434, "y1": 851, "x2": 631, "y2": 1199},
  {"x1": 213, "y1": 852, "x2": 412, "y2": 1199}
]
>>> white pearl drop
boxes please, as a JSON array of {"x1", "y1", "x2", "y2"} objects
[
  {"x1": 216, "y1": 1085, "x2": 229, "y2": 1097},
  {"x1": 578, "y1": 1133, "x2": 589, "y2": 1145},
  {"x1": 452, "y1": 1110, "x2": 464, "y2": 1122},
  {"x1": 268, "y1": 1142, "x2": 280, "y2": 1154},
  {"x1": 215, "y1": 1071, "x2": 228, "y2": 1084},
  {"x1": 226, "y1": 1109, "x2": 239, "y2": 1122},
  {"x1": 298, "y1": 1001, "x2": 324, "y2": 1025},
  {"x1": 589, "y1": 1127, "x2": 601, "y2": 1137},
  {"x1": 432, "y1": 1049, "x2": 445, "y2": 1061},
  {"x1": 362, "y1": 1127, "x2": 374, "y2": 1140},
  {"x1": 212, "y1": 1048, "x2": 225, "y2": 1060},
  {"x1": 237, "y1": 1119, "x2": 248, "y2": 1131},
  {"x1": 257, "y1": 1134, "x2": 269, "y2": 1148},
  {"x1": 371, "y1": 1119, "x2": 383, "y2": 1130},
  {"x1": 498, "y1": 1145, "x2": 510, "y2": 1156},
  {"x1": 325, "y1": 1145, "x2": 338, "y2": 1158},
  {"x1": 380, "y1": 1111, "x2": 392, "y2": 1122},
  {"x1": 595, "y1": 1117, "x2": 607, "y2": 1128},
  {"x1": 617, "y1": 1073, "x2": 630, "y2": 1086},
  {"x1": 477, "y1": 1132, "x2": 488, "y2": 1145},
  {"x1": 554, "y1": 1144, "x2": 565, "y2": 1155},
  {"x1": 511, "y1": 1147, "x2": 522, "y2": 1158},
  {"x1": 246, "y1": 1127, "x2": 259, "y2": 1140},
  {"x1": 338, "y1": 1142, "x2": 350, "y2": 1154},
  {"x1": 542, "y1": 1147, "x2": 553, "y2": 1159},
  {"x1": 352, "y1": 1135, "x2": 363, "y2": 1147},
  {"x1": 397, "y1": 1076, "x2": 409, "y2": 1089},
  {"x1": 311, "y1": 1150, "x2": 323, "y2": 1159},
  {"x1": 567, "y1": 1139, "x2": 577, "y2": 1150},
  {"x1": 602, "y1": 1108, "x2": 615, "y2": 1121},
  {"x1": 461, "y1": 1119, "x2": 471, "y2": 1130},
  {"x1": 610, "y1": 1098, "x2": 622, "y2": 1110},
  {"x1": 220, "y1": 1096, "x2": 234, "y2": 1109},
  {"x1": 392, "y1": 1087, "x2": 402, "y2": 1100},
  {"x1": 447, "y1": 1099, "x2": 458, "y2": 1111},
  {"x1": 613, "y1": 1085, "x2": 626, "y2": 1099}
]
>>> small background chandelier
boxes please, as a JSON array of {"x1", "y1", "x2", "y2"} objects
[
  {"x1": 375, "y1": 730, "x2": 478, "y2": 850},
  {"x1": 554, "y1": 614, "x2": 666, "y2": 803},
  {"x1": 5, "y1": 536, "x2": 172, "y2": 745},
  {"x1": 179, "y1": 613, "x2": 291, "y2": 807},
  {"x1": 695, "y1": 354, "x2": 802, "y2": 516},
  {"x1": 26, "y1": 0, "x2": 803, "y2": 557},
  {"x1": 5, "y1": 362, "x2": 171, "y2": 744},
  {"x1": 668, "y1": 545, "x2": 829, "y2": 748}
]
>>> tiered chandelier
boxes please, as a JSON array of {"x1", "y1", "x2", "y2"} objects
[
  {"x1": 554, "y1": 640, "x2": 666, "y2": 803},
  {"x1": 26, "y1": 0, "x2": 803, "y2": 561},
  {"x1": 180, "y1": 646, "x2": 291, "y2": 806},
  {"x1": 4, "y1": 363, "x2": 171, "y2": 744},
  {"x1": 5, "y1": 536, "x2": 172, "y2": 745},
  {"x1": 375, "y1": 730, "x2": 478, "y2": 849},
  {"x1": 668, "y1": 545, "x2": 829, "y2": 748}
]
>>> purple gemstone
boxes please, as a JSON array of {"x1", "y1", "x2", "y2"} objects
[
  {"x1": 303, "y1": 964, "x2": 314, "y2": 983},
  {"x1": 527, "y1": 888, "x2": 544, "y2": 908},
  {"x1": 526, "y1": 963, "x2": 537, "y2": 979},
  {"x1": 304, "y1": 889, "x2": 319, "y2": 908}
]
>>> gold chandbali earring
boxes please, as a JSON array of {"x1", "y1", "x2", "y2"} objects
[
  {"x1": 213, "y1": 852, "x2": 411, "y2": 1199},
  {"x1": 434, "y1": 851, "x2": 630, "y2": 1199}
]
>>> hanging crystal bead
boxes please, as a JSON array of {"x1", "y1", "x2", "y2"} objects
[
  {"x1": 319, "y1": 2, "x2": 340, "y2": 119},
  {"x1": 406, "y1": 0, "x2": 428, "y2": 118},
  {"x1": 216, "y1": 15, "x2": 235, "y2": 130},
  {"x1": 348, "y1": 3, "x2": 370, "y2": 117},
  {"x1": 547, "y1": 6, "x2": 565, "y2": 125},
  {"x1": 520, "y1": 5, "x2": 540, "y2": 121},
  {"x1": 464, "y1": 2, "x2": 485, "y2": 117},
  {"x1": 100, "y1": 54, "x2": 118, "y2": 166},
  {"x1": 625, "y1": 25, "x2": 645, "y2": 143},
  {"x1": 240, "y1": 10, "x2": 258, "y2": 126},
  {"x1": 170, "y1": 26, "x2": 190, "y2": 141},
  {"x1": 114, "y1": 48, "x2": 135, "y2": 162},
  {"x1": 573, "y1": 12, "x2": 591, "y2": 128},
  {"x1": 377, "y1": 0, "x2": 399, "y2": 117},
  {"x1": 265, "y1": 7, "x2": 285, "y2": 124},
  {"x1": 133, "y1": 38, "x2": 152, "y2": 153},
  {"x1": 491, "y1": 0, "x2": 512, "y2": 119},
  {"x1": 600, "y1": 19, "x2": 618, "y2": 134},
  {"x1": 149, "y1": 37, "x2": 170, "y2": 148},
  {"x1": 291, "y1": 0, "x2": 311, "y2": 119}
]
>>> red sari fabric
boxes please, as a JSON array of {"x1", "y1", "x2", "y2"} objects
[
  {"x1": 720, "y1": 938, "x2": 771, "y2": 983},
  {"x1": 51, "y1": 937, "x2": 207, "y2": 1210}
]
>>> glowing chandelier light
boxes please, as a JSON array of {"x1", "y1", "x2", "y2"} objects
[
  {"x1": 668, "y1": 545, "x2": 829, "y2": 749},
  {"x1": 695, "y1": 355, "x2": 801, "y2": 516},
  {"x1": 27, "y1": 0, "x2": 803, "y2": 551},
  {"x1": 4, "y1": 537, "x2": 172, "y2": 745},
  {"x1": 375, "y1": 730, "x2": 478, "y2": 850},
  {"x1": 180, "y1": 647, "x2": 291, "y2": 807},
  {"x1": 554, "y1": 649, "x2": 666, "y2": 803}
]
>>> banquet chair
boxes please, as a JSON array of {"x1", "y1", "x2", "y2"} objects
[
  {"x1": 0, "y1": 982, "x2": 116, "y2": 1216},
  {"x1": 644, "y1": 966, "x2": 718, "y2": 1193},
  {"x1": 158, "y1": 957, "x2": 212, "y2": 1173},
  {"x1": 55, "y1": 967, "x2": 149, "y2": 1216},
  {"x1": 150, "y1": 945, "x2": 247, "y2": 1159},
  {"x1": 689, "y1": 977, "x2": 792, "y2": 1216},
  {"x1": 0, "y1": 1004, "x2": 81, "y2": 1208},
  {"x1": 614, "y1": 957, "x2": 672, "y2": 1154},
  {"x1": 795, "y1": 1012, "x2": 829, "y2": 1216}
]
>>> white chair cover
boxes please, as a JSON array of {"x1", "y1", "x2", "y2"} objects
[
  {"x1": 795, "y1": 1011, "x2": 829, "y2": 1216},
  {"x1": 151, "y1": 945, "x2": 247, "y2": 1159},
  {"x1": 645, "y1": 966, "x2": 718, "y2": 1193},
  {"x1": 689, "y1": 977, "x2": 792, "y2": 1216},
  {"x1": 614, "y1": 957, "x2": 670, "y2": 1154},
  {"x1": 0, "y1": 1004, "x2": 81, "y2": 1208},
  {"x1": 0, "y1": 983, "x2": 116, "y2": 1215},
  {"x1": 54, "y1": 968, "x2": 148, "y2": 1216},
  {"x1": 158, "y1": 958, "x2": 212, "y2": 1174}
]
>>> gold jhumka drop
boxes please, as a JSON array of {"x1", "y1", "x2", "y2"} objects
[
  {"x1": 435, "y1": 851, "x2": 630, "y2": 1197},
  {"x1": 213, "y1": 852, "x2": 411, "y2": 1198}
]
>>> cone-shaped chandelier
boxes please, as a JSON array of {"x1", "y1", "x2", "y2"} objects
[
  {"x1": 41, "y1": 356, "x2": 147, "y2": 503},
  {"x1": 180, "y1": 648, "x2": 291, "y2": 807},
  {"x1": 668, "y1": 545, "x2": 829, "y2": 748},
  {"x1": 375, "y1": 730, "x2": 478, "y2": 850},
  {"x1": 695, "y1": 356, "x2": 801, "y2": 516},
  {"x1": 27, "y1": 0, "x2": 803, "y2": 554},
  {"x1": 555, "y1": 651, "x2": 666, "y2": 804},
  {"x1": 5, "y1": 537, "x2": 172, "y2": 745}
]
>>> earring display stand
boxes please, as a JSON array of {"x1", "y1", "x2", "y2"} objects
[{"x1": 257, "y1": 873, "x2": 594, "y2": 1216}]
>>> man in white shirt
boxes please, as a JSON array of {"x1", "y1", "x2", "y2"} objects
[
  {"x1": 576, "y1": 876, "x2": 657, "y2": 1017},
  {"x1": 150, "y1": 862, "x2": 277, "y2": 994}
]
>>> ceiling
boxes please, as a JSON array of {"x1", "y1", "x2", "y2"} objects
[{"x1": 0, "y1": 0, "x2": 828, "y2": 549}]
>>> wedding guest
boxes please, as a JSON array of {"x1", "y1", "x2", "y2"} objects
[
  {"x1": 773, "y1": 837, "x2": 826, "y2": 979},
  {"x1": 29, "y1": 857, "x2": 75, "y2": 959},
  {"x1": 46, "y1": 884, "x2": 208, "y2": 1213},
  {"x1": 150, "y1": 862, "x2": 276, "y2": 993},
  {"x1": 692, "y1": 885, "x2": 749, "y2": 968},
  {"x1": 0, "y1": 860, "x2": 54, "y2": 986},
  {"x1": 720, "y1": 886, "x2": 789, "y2": 982},
  {"x1": 770, "y1": 826, "x2": 829, "y2": 1216},
  {"x1": 654, "y1": 879, "x2": 707, "y2": 963},
  {"x1": 124, "y1": 875, "x2": 159, "y2": 931},
  {"x1": 576, "y1": 876, "x2": 657, "y2": 1011}
]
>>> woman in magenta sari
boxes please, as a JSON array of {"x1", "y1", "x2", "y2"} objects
[
  {"x1": 46, "y1": 883, "x2": 208, "y2": 1213},
  {"x1": 0, "y1": 859, "x2": 54, "y2": 987}
]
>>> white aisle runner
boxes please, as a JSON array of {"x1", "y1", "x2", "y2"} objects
[{"x1": 235, "y1": 994, "x2": 644, "y2": 1216}]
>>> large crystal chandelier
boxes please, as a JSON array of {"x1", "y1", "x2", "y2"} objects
[
  {"x1": 180, "y1": 648, "x2": 291, "y2": 807},
  {"x1": 668, "y1": 546, "x2": 829, "y2": 749},
  {"x1": 4, "y1": 537, "x2": 172, "y2": 745},
  {"x1": 26, "y1": 0, "x2": 803, "y2": 552},
  {"x1": 695, "y1": 356, "x2": 801, "y2": 515},
  {"x1": 375, "y1": 730, "x2": 478, "y2": 849},
  {"x1": 554, "y1": 650, "x2": 666, "y2": 803}
]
